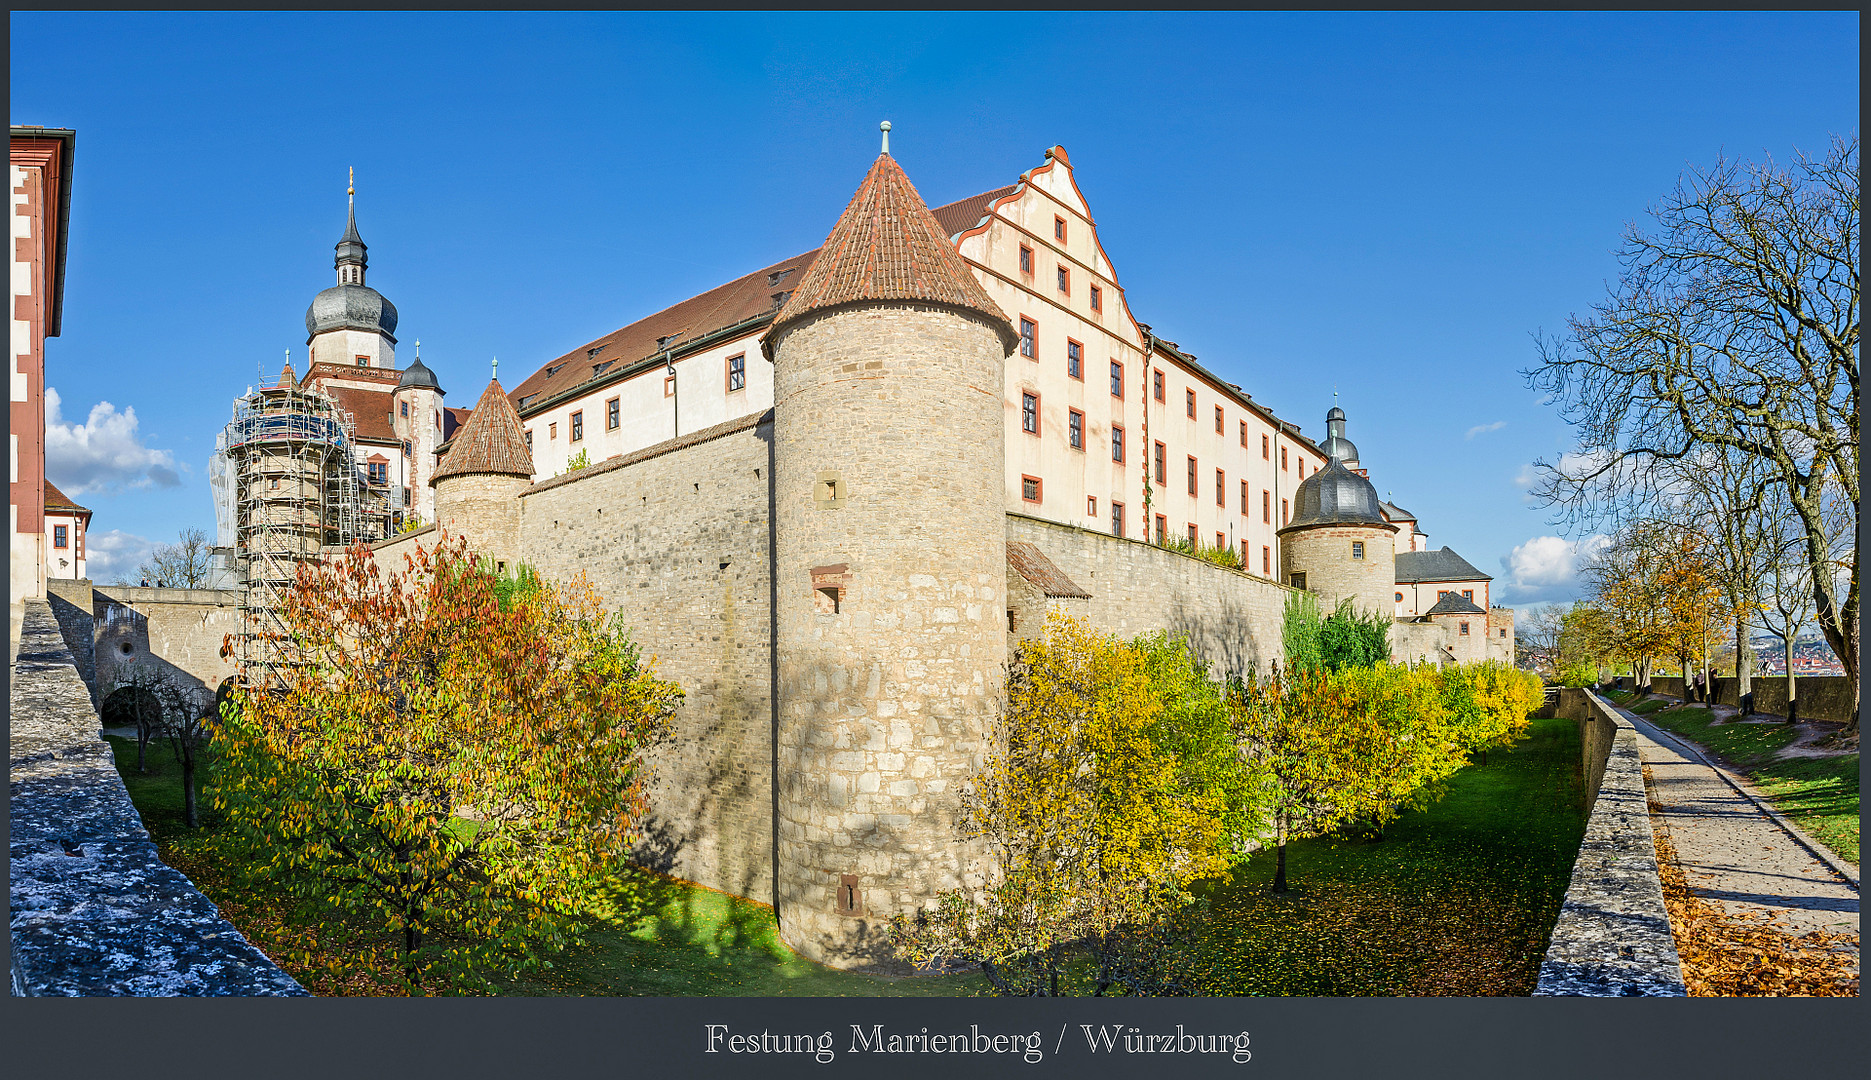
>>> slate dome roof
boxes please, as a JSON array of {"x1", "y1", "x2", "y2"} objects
[
  {"x1": 1282, "y1": 460, "x2": 1392, "y2": 531},
  {"x1": 305, "y1": 283, "x2": 398, "y2": 343},
  {"x1": 396, "y1": 357, "x2": 441, "y2": 393}
]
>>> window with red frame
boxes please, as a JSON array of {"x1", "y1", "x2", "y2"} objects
[
  {"x1": 1155, "y1": 514, "x2": 1167, "y2": 543},
  {"x1": 1185, "y1": 388, "x2": 1196, "y2": 418},
  {"x1": 1153, "y1": 441, "x2": 1166, "y2": 484},
  {"x1": 1110, "y1": 359, "x2": 1124, "y2": 398},
  {"x1": 1066, "y1": 338, "x2": 1083, "y2": 380},
  {"x1": 1240, "y1": 420, "x2": 1249, "y2": 447},
  {"x1": 1057, "y1": 265, "x2": 1070, "y2": 294},
  {"x1": 1022, "y1": 391, "x2": 1039, "y2": 435},
  {"x1": 1262, "y1": 546, "x2": 1271, "y2": 575},
  {"x1": 1111, "y1": 501, "x2": 1125, "y2": 537},
  {"x1": 1282, "y1": 497, "x2": 1289, "y2": 524},
  {"x1": 1153, "y1": 370, "x2": 1165, "y2": 402},
  {"x1": 1186, "y1": 455, "x2": 1198, "y2": 495},
  {"x1": 1111, "y1": 425, "x2": 1125, "y2": 462},
  {"x1": 1089, "y1": 284, "x2": 1102, "y2": 312},
  {"x1": 1281, "y1": 446, "x2": 1288, "y2": 470},
  {"x1": 1068, "y1": 409, "x2": 1085, "y2": 450},
  {"x1": 1263, "y1": 490, "x2": 1271, "y2": 523},
  {"x1": 1187, "y1": 524, "x2": 1198, "y2": 545},
  {"x1": 1240, "y1": 479, "x2": 1249, "y2": 515},
  {"x1": 1019, "y1": 245, "x2": 1033, "y2": 275},
  {"x1": 1215, "y1": 405, "x2": 1223, "y2": 434},
  {"x1": 1022, "y1": 475, "x2": 1043, "y2": 503},
  {"x1": 1019, "y1": 317, "x2": 1037, "y2": 359},
  {"x1": 1054, "y1": 215, "x2": 1067, "y2": 241},
  {"x1": 1087, "y1": 496, "x2": 1097, "y2": 516},
  {"x1": 1262, "y1": 433, "x2": 1270, "y2": 459}
]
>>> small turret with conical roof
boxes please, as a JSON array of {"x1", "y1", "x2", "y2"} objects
[
  {"x1": 431, "y1": 372, "x2": 533, "y2": 571},
  {"x1": 768, "y1": 124, "x2": 1011, "y2": 970},
  {"x1": 392, "y1": 341, "x2": 445, "y2": 524}
]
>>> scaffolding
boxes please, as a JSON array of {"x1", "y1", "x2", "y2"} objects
[{"x1": 220, "y1": 371, "x2": 387, "y2": 688}]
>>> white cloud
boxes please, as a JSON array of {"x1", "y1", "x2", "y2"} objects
[
  {"x1": 1496, "y1": 534, "x2": 1610, "y2": 604},
  {"x1": 44, "y1": 387, "x2": 183, "y2": 496},
  {"x1": 85, "y1": 528, "x2": 158, "y2": 585},
  {"x1": 1464, "y1": 420, "x2": 1506, "y2": 440}
]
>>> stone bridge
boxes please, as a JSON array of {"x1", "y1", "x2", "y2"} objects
[{"x1": 44, "y1": 578, "x2": 240, "y2": 729}]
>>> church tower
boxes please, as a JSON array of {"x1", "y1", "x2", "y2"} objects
[
  {"x1": 765, "y1": 127, "x2": 1020, "y2": 969},
  {"x1": 305, "y1": 172, "x2": 398, "y2": 370}
]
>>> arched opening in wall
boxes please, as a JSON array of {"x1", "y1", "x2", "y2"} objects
[{"x1": 102, "y1": 685, "x2": 165, "y2": 733}]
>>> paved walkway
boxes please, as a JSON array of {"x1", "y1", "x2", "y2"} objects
[{"x1": 1622, "y1": 707, "x2": 1858, "y2": 940}]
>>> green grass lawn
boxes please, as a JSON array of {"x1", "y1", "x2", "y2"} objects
[
  {"x1": 109, "y1": 716, "x2": 1587, "y2": 997},
  {"x1": 1643, "y1": 705, "x2": 1859, "y2": 867},
  {"x1": 1174, "y1": 714, "x2": 1587, "y2": 996}
]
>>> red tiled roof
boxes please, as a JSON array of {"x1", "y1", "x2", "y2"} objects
[
  {"x1": 443, "y1": 407, "x2": 471, "y2": 442},
  {"x1": 432, "y1": 379, "x2": 534, "y2": 484},
  {"x1": 322, "y1": 385, "x2": 397, "y2": 442},
  {"x1": 1006, "y1": 541, "x2": 1091, "y2": 599},
  {"x1": 507, "y1": 189, "x2": 1016, "y2": 414},
  {"x1": 43, "y1": 479, "x2": 88, "y2": 514},
  {"x1": 767, "y1": 154, "x2": 1014, "y2": 356}
]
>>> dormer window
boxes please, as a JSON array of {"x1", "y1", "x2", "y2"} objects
[
  {"x1": 771, "y1": 291, "x2": 791, "y2": 310},
  {"x1": 587, "y1": 344, "x2": 607, "y2": 360},
  {"x1": 656, "y1": 334, "x2": 682, "y2": 350},
  {"x1": 593, "y1": 360, "x2": 614, "y2": 376},
  {"x1": 545, "y1": 363, "x2": 565, "y2": 378},
  {"x1": 767, "y1": 268, "x2": 794, "y2": 287}
]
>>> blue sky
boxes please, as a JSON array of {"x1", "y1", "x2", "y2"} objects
[{"x1": 12, "y1": 12, "x2": 1859, "y2": 595}]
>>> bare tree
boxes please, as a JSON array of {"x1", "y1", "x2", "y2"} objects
[
  {"x1": 1526, "y1": 136, "x2": 1859, "y2": 729},
  {"x1": 125, "y1": 527, "x2": 215, "y2": 588},
  {"x1": 1515, "y1": 603, "x2": 1569, "y2": 678}
]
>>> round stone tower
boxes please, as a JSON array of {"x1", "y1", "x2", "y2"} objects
[
  {"x1": 763, "y1": 134, "x2": 1019, "y2": 969},
  {"x1": 1278, "y1": 406, "x2": 1398, "y2": 617},
  {"x1": 429, "y1": 375, "x2": 532, "y2": 572}
]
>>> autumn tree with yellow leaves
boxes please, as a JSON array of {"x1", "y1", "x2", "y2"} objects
[{"x1": 212, "y1": 537, "x2": 681, "y2": 993}]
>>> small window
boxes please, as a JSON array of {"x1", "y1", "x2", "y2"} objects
[
  {"x1": 402, "y1": 440, "x2": 412, "y2": 458},
  {"x1": 1089, "y1": 284, "x2": 1102, "y2": 312},
  {"x1": 1463, "y1": 590, "x2": 1474, "y2": 602},
  {"x1": 1240, "y1": 420, "x2": 1249, "y2": 447},
  {"x1": 1263, "y1": 546, "x2": 1271, "y2": 575},
  {"x1": 1351, "y1": 541, "x2": 1365, "y2": 560},
  {"x1": 727, "y1": 354, "x2": 746, "y2": 392},
  {"x1": 1187, "y1": 524, "x2": 1198, "y2": 545},
  {"x1": 1185, "y1": 388, "x2": 1196, "y2": 419},
  {"x1": 1110, "y1": 360, "x2": 1124, "y2": 398},
  {"x1": 1155, "y1": 514, "x2": 1167, "y2": 543},
  {"x1": 1460, "y1": 621, "x2": 1471, "y2": 636},
  {"x1": 1022, "y1": 475, "x2": 1043, "y2": 503},
  {"x1": 53, "y1": 525, "x2": 67, "y2": 548},
  {"x1": 1263, "y1": 490, "x2": 1271, "y2": 523},
  {"x1": 549, "y1": 423, "x2": 557, "y2": 439},
  {"x1": 1153, "y1": 441, "x2": 1166, "y2": 484},
  {"x1": 1019, "y1": 317, "x2": 1037, "y2": 359},
  {"x1": 1111, "y1": 425, "x2": 1125, "y2": 463},
  {"x1": 1087, "y1": 496, "x2": 1097, "y2": 516},
  {"x1": 402, "y1": 487, "x2": 411, "y2": 507},
  {"x1": 1187, "y1": 456, "x2": 1198, "y2": 496},
  {"x1": 1215, "y1": 405, "x2": 1224, "y2": 434},
  {"x1": 400, "y1": 401, "x2": 408, "y2": 418},
  {"x1": 1501, "y1": 628, "x2": 1508, "y2": 638},
  {"x1": 1291, "y1": 572, "x2": 1307, "y2": 590},
  {"x1": 525, "y1": 430, "x2": 533, "y2": 452},
  {"x1": 1240, "y1": 479, "x2": 1249, "y2": 515},
  {"x1": 1054, "y1": 215, "x2": 1067, "y2": 242},
  {"x1": 355, "y1": 355, "x2": 369, "y2": 367},
  {"x1": 1241, "y1": 540, "x2": 1250, "y2": 565},
  {"x1": 1068, "y1": 409, "x2": 1084, "y2": 450},
  {"x1": 1282, "y1": 497, "x2": 1289, "y2": 524},
  {"x1": 1298, "y1": 461, "x2": 1305, "y2": 480},
  {"x1": 1057, "y1": 265, "x2": 1070, "y2": 294},
  {"x1": 1022, "y1": 391, "x2": 1039, "y2": 435},
  {"x1": 1262, "y1": 434, "x2": 1270, "y2": 459},
  {"x1": 1111, "y1": 501, "x2": 1125, "y2": 537},
  {"x1": 1019, "y1": 245, "x2": 1033, "y2": 275},
  {"x1": 607, "y1": 397, "x2": 620, "y2": 430},
  {"x1": 1281, "y1": 446, "x2": 1288, "y2": 471},
  {"x1": 1216, "y1": 468, "x2": 1226, "y2": 506},
  {"x1": 570, "y1": 412, "x2": 584, "y2": 442},
  {"x1": 1066, "y1": 339, "x2": 1083, "y2": 380},
  {"x1": 1153, "y1": 370, "x2": 1165, "y2": 402},
  {"x1": 367, "y1": 462, "x2": 387, "y2": 486}
]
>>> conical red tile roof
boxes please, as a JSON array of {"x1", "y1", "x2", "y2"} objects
[
  {"x1": 432, "y1": 378, "x2": 534, "y2": 484},
  {"x1": 764, "y1": 152, "x2": 1016, "y2": 358}
]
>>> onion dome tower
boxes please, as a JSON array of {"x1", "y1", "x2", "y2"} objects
[
  {"x1": 430, "y1": 372, "x2": 532, "y2": 571},
  {"x1": 765, "y1": 122, "x2": 1018, "y2": 969},
  {"x1": 391, "y1": 344, "x2": 445, "y2": 524},
  {"x1": 305, "y1": 170, "x2": 399, "y2": 369},
  {"x1": 1277, "y1": 406, "x2": 1398, "y2": 617}
]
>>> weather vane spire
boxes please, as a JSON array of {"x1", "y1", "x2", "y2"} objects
[
  {"x1": 880, "y1": 120, "x2": 891, "y2": 156},
  {"x1": 347, "y1": 166, "x2": 355, "y2": 202},
  {"x1": 492, "y1": 355, "x2": 498, "y2": 380}
]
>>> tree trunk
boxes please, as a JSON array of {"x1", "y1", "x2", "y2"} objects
[
  {"x1": 1272, "y1": 837, "x2": 1289, "y2": 893},
  {"x1": 136, "y1": 718, "x2": 150, "y2": 774},
  {"x1": 1736, "y1": 616, "x2": 1752, "y2": 702},
  {"x1": 1785, "y1": 638, "x2": 1799, "y2": 725}
]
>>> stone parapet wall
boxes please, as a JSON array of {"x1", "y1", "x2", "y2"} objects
[
  {"x1": 1644, "y1": 674, "x2": 1854, "y2": 724},
  {"x1": 519, "y1": 412, "x2": 776, "y2": 906},
  {"x1": 1005, "y1": 512, "x2": 1292, "y2": 679},
  {"x1": 9, "y1": 599, "x2": 306, "y2": 996},
  {"x1": 44, "y1": 576, "x2": 95, "y2": 703},
  {"x1": 1534, "y1": 687, "x2": 1686, "y2": 997}
]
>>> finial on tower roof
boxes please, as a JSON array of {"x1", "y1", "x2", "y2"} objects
[
  {"x1": 491, "y1": 355, "x2": 498, "y2": 380},
  {"x1": 415, "y1": 340, "x2": 421, "y2": 358},
  {"x1": 347, "y1": 166, "x2": 354, "y2": 199},
  {"x1": 880, "y1": 120, "x2": 891, "y2": 156}
]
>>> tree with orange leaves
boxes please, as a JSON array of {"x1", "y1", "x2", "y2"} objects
[{"x1": 212, "y1": 536, "x2": 680, "y2": 992}]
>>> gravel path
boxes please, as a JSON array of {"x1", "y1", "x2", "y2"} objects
[{"x1": 1623, "y1": 707, "x2": 1858, "y2": 939}]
